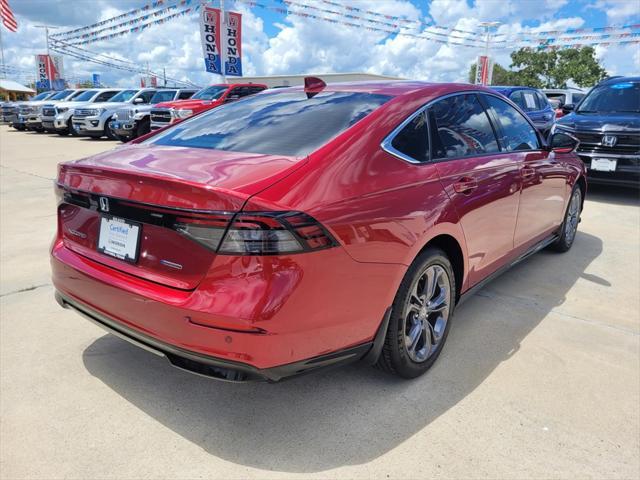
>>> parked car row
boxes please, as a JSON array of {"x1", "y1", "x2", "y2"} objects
[{"x1": 1, "y1": 82, "x2": 268, "y2": 141}]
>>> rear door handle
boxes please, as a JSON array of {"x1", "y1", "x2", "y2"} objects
[{"x1": 453, "y1": 176, "x2": 478, "y2": 195}]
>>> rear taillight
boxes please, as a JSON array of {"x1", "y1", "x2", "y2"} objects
[{"x1": 176, "y1": 212, "x2": 337, "y2": 255}]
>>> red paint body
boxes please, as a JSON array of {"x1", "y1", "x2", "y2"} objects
[
  {"x1": 154, "y1": 82, "x2": 267, "y2": 123},
  {"x1": 51, "y1": 81, "x2": 586, "y2": 370}
]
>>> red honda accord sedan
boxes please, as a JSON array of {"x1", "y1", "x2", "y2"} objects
[{"x1": 51, "y1": 79, "x2": 586, "y2": 382}]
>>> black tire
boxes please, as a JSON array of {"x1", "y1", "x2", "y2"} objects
[
  {"x1": 376, "y1": 247, "x2": 456, "y2": 378},
  {"x1": 104, "y1": 118, "x2": 117, "y2": 140},
  {"x1": 550, "y1": 185, "x2": 582, "y2": 252},
  {"x1": 135, "y1": 118, "x2": 150, "y2": 139}
]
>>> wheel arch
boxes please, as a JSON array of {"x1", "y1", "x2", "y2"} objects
[
  {"x1": 575, "y1": 174, "x2": 587, "y2": 209},
  {"x1": 415, "y1": 232, "x2": 466, "y2": 304}
]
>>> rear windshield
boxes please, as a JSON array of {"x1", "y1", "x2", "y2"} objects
[
  {"x1": 150, "y1": 90, "x2": 177, "y2": 103},
  {"x1": 578, "y1": 81, "x2": 640, "y2": 113},
  {"x1": 74, "y1": 90, "x2": 98, "y2": 101},
  {"x1": 109, "y1": 90, "x2": 138, "y2": 102},
  {"x1": 147, "y1": 91, "x2": 391, "y2": 157}
]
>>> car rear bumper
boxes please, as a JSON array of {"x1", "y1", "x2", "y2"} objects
[
  {"x1": 578, "y1": 151, "x2": 640, "y2": 187},
  {"x1": 51, "y1": 240, "x2": 401, "y2": 378},
  {"x1": 55, "y1": 290, "x2": 379, "y2": 382}
]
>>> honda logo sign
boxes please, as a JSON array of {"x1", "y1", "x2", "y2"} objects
[{"x1": 602, "y1": 135, "x2": 617, "y2": 147}]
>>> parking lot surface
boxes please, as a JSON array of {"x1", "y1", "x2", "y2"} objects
[{"x1": 1, "y1": 125, "x2": 639, "y2": 479}]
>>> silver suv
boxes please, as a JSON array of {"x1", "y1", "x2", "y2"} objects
[
  {"x1": 110, "y1": 88, "x2": 197, "y2": 141},
  {"x1": 38, "y1": 90, "x2": 90, "y2": 132},
  {"x1": 50, "y1": 88, "x2": 122, "y2": 135},
  {"x1": 72, "y1": 88, "x2": 159, "y2": 139}
]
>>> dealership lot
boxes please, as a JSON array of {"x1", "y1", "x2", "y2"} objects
[{"x1": 0, "y1": 125, "x2": 638, "y2": 479}]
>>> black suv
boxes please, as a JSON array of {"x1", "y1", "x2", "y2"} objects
[{"x1": 554, "y1": 76, "x2": 639, "y2": 187}]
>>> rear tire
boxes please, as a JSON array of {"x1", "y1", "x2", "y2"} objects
[
  {"x1": 376, "y1": 247, "x2": 456, "y2": 378},
  {"x1": 551, "y1": 185, "x2": 582, "y2": 252}
]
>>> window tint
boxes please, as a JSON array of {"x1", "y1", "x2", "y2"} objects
[
  {"x1": 69, "y1": 90, "x2": 86, "y2": 100},
  {"x1": 49, "y1": 90, "x2": 74, "y2": 100},
  {"x1": 572, "y1": 93, "x2": 585, "y2": 104},
  {"x1": 110, "y1": 90, "x2": 138, "y2": 102},
  {"x1": 484, "y1": 94, "x2": 540, "y2": 151},
  {"x1": 95, "y1": 91, "x2": 118, "y2": 102},
  {"x1": 577, "y1": 82, "x2": 639, "y2": 113},
  {"x1": 137, "y1": 91, "x2": 156, "y2": 103},
  {"x1": 178, "y1": 90, "x2": 195, "y2": 100},
  {"x1": 147, "y1": 91, "x2": 390, "y2": 157},
  {"x1": 192, "y1": 86, "x2": 227, "y2": 100},
  {"x1": 150, "y1": 90, "x2": 177, "y2": 103},
  {"x1": 74, "y1": 90, "x2": 98, "y2": 102},
  {"x1": 389, "y1": 111, "x2": 429, "y2": 162},
  {"x1": 429, "y1": 94, "x2": 499, "y2": 159},
  {"x1": 535, "y1": 91, "x2": 549, "y2": 109},
  {"x1": 250, "y1": 86, "x2": 265, "y2": 94}
]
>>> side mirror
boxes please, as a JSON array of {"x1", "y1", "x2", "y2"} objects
[
  {"x1": 549, "y1": 131, "x2": 579, "y2": 154},
  {"x1": 133, "y1": 97, "x2": 145, "y2": 104},
  {"x1": 562, "y1": 103, "x2": 574, "y2": 113}
]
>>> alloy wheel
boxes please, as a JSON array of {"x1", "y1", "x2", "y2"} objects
[
  {"x1": 403, "y1": 264, "x2": 451, "y2": 363},
  {"x1": 565, "y1": 189, "x2": 581, "y2": 245}
]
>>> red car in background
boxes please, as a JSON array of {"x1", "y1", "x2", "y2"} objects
[
  {"x1": 149, "y1": 83, "x2": 267, "y2": 130},
  {"x1": 52, "y1": 79, "x2": 586, "y2": 382}
]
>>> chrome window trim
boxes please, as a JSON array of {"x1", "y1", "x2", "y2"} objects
[{"x1": 381, "y1": 90, "x2": 536, "y2": 164}]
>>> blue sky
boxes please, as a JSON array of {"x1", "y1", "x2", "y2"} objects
[{"x1": 2, "y1": 0, "x2": 639, "y2": 88}]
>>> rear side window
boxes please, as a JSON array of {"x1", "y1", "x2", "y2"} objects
[
  {"x1": 535, "y1": 91, "x2": 549, "y2": 109},
  {"x1": 483, "y1": 94, "x2": 540, "y2": 151},
  {"x1": 178, "y1": 90, "x2": 195, "y2": 100},
  {"x1": 147, "y1": 91, "x2": 391, "y2": 157},
  {"x1": 429, "y1": 94, "x2": 499, "y2": 159},
  {"x1": 389, "y1": 111, "x2": 429, "y2": 162}
]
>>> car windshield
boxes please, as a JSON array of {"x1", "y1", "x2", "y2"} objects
[
  {"x1": 577, "y1": 81, "x2": 640, "y2": 113},
  {"x1": 31, "y1": 92, "x2": 51, "y2": 101},
  {"x1": 147, "y1": 90, "x2": 391, "y2": 157},
  {"x1": 191, "y1": 86, "x2": 228, "y2": 100},
  {"x1": 109, "y1": 90, "x2": 138, "y2": 102},
  {"x1": 74, "y1": 90, "x2": 98, "y2": 102},
  {"x1": 49, "y1": 90, "x2": 74, "y2": 100},
  {"x1": 150, "y1": 90, "x2": 177, "y2": 103}
]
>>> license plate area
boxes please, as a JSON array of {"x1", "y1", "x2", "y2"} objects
[
  {"x1": 97, "y1": 215, "x2": 141, "y2": 263},
  {"x1": 590, "y1": 158, "x2": 617, "y2": 172}
]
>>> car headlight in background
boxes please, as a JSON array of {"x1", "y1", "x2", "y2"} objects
[{"x1": 174, "y1": 109, "x2": 193, "y2": 119}]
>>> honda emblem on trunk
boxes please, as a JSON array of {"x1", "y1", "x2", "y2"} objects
[
  {"x1": 602, "y1": 135, "x2": 617, "y2": 147},
  {"x1": 99, "y1": 197, "x2": 110, "y2": 212}
]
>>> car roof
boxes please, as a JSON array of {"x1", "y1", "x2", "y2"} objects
[
  {"x1": 279, "y1": 80, "x2": 486, "y2": 97},
  {"x1": 599, "y1": 76, "x2": 640, "y2": 85}
]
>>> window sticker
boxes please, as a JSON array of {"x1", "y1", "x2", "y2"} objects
[{"x1": 524, "y1": 93, "x2": 537, "y2": 109}]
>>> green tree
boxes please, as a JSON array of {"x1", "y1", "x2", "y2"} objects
[
  {"x1": 468, "y1": 62, "x2": 517, "y2": 85},
  {"x1": 509, "y1": 46, "x2": 607, "y2": 88}
]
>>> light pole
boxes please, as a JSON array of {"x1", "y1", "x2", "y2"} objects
[{"x1": 477, "y1": 21, "x2": 501, "y2": 85}]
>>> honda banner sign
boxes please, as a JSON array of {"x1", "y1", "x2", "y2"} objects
[
  {"x1": 224, "y1": 11, "x2": 242, "y2": 76},
  {"x1": 200, "y1": 6, "x2": 222, "y2": 75},
  {"x1": 35, "y1": 54, "x2": 64, "y2": 90}
]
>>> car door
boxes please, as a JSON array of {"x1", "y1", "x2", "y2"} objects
[
  {"x1": 430, "y1": 93, "x2": 522, "y2": 286},
  {"x1": 481, "y1": 93, "x2": 567, "y2": 251}
]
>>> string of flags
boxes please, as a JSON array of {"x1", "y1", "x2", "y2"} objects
[
  {"x1": 57, "y1": 6, "x2": 196, "y2": 45},
  {"x1": 56, "y1": 0, "x2": 195, "y2": 42},
  {"x1": 52, "y1": 0, "x2": 170, "y2": 38}
]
